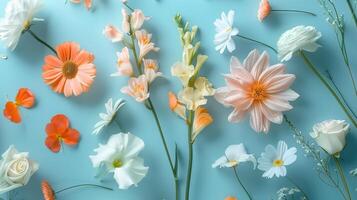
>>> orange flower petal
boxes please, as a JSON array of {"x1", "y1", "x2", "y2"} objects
[
  {"x1": 225, "y1": 197, "x2": 238, "y2": 200},
  {"x1": 56, "y1": 42, "x2": 80, "y2": 62},
  {"x1": 257, "y1": 0, "x2": 271, "y2": 22},
  {"x1": 62, "y1": 128, "x2": 80, "y2": 146},
  {"x1": 15, "y1": 88, "x2": 35, "y2": 108},
  {"x1": 168, "y1": 92, "x2": 178, "y2": 110},
  {"x1": 84, "y1": 0, "x2": 92, "y2": 10},
  {"x1": 50, "y1": 114, "x2": 70, "y2": 134},
  {"x1": 3, "y1": 102, "x2": 21, "y2": 123},
  {"x1": 192, "y1": 107, "x2": 213, "y2": 142},
  {"x1": 45, "y1": 136, "x2": 61, "y2": 153},
  {"x1": 41, "y1": 180, "x2": 55, "y2": 200}
]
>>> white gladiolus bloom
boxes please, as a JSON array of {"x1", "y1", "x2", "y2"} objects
[
  {"x1": 277, "y1": 25, "x2": 321, "y2": 62},
  {"x1": 92, "y1": 98, "x2": 125, "y2": 135},
  {"x1": 310, "y1": 120, "x2": 350, "y2": 155},
  {"x1": 212, "y1": 144, "x2": 256, "y2": 168},
  {"x1": 89, "y1": 133, "x2": 148, "y2": 189},
  {"x1": 0, "y1": 0, "x2": 43, "y2": 50},
  {"x1": 214, "y1": 10, "x2": 239, "y2": 54},
  {"x1": 257, "y1": 141, "x2": 297, "y2": 178}
]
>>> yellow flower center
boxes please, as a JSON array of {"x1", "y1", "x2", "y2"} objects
[
  {"x1": 249, "y1": 82, "x2": 267, "y2": 103},
  {"x1": 140, "y1": 35, "x2": 150, "y2": 45},
  {"x1": 146, "y1": 63, "x2": 156, "y2": 70},
  {"x1": 23, "y1": 20, "x2": 31, "y2": 31},
  {"x1": 133, "y1": 83, "x2": 145, "y2": 93},
  {"x1": 113, "y1": 159, "x2": 123, "y2": 168},
  {"x1": 273, "y1": 159, "x2": 284, "y2": 167},
  {"x1": 63, "y1": 61, "x2": 78, "y2": 79},
  {"x1": 225, "y1": 27, "x2": 232, "y2": 33},
  {"x1": 228, "y1": 160, "x2": 238, "y2": 167}
]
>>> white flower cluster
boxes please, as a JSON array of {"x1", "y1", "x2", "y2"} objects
[{"x1": 276, "y1": 187, "x2": 305, "y2": 200}]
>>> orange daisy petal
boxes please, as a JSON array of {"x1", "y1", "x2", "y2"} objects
[
  {"x1": 41, "y1": 180, "x2": 55, "y2": 200},
  {"x1": 50, "y1": 114, "x2": 70, "y2": 134},
  {"x1": 15, "y1": 88, "x2": 35, "y2": 108},
  {"x1": 45, "y1": 136, "x2": 61, "y2": 153},
  {"x1": 56, "y1": 42, "x2": 80, "y2": 62},
  {"x1": 62, "y1": 128, "x2": 80, "y2": 146},
  {"x1": 3, "y1": 102, "x2": 21, "y2": 123}
]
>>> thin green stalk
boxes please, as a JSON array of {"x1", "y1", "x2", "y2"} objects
[
  {"x1": 286, "y1": 176, "x2": 309, "y2": 200},
  {"x1": 333, "y1": 156, "x2": 352, "y2": 200},
  {"x1": 299, "y1": 51, "x2": 357, "y2": 128},
  {"x1": 28, "y1": 29, "x2": 57, "y2": 55},
  {"x1": 236, "y1": 34, "x2": 277, "y2": 53},
  {"x1": 55, "y1": 184, "x2": 113, "y2": 194},
  {"x1": 129, "y1": 32, "x2": 143, "y2": 75},
  {"x1": 185, "y1": 110, "x2": 194, "y2": 200},
  {"x1": 232, "y1": 167, "x2": 253, "y2": 200},
  {"x1": 271, "y1": 9, "x2": 316, "y2": 16},
  {"x1": 347, "y1": 0, "x2": 357, "y2": 28}
]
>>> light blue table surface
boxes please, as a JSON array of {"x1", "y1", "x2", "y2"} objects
[{"x1": 0, "y1": 0, "x2": 356, "y2": 199}]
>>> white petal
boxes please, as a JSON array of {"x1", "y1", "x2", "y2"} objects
[{"x1": 113, "y1": 157, "x2": 148, "y2": 189}]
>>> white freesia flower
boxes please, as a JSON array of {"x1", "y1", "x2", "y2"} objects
[
  {"x1": 277, "y1": 25, "x2": 321, "y2": 62},
  {"x1": 0, "y1": 145, "x2": 39, "y2": 194},
  {"x1": 92, "y1": 98, "x2": 125, "y2": 135},
  {"x1": 212, "y1": 144, "x2": 256, "y2": 168},
  {"x1": 89, "y1": 133, "x2": 148, "y2": 189},
  {"x1": 310, "y1": 120, "x2": 350, "y2": 155},
  {"x1": 214, "y1": 10, "x2": 239, "y2": 54},
  {"x1": 171, "y1": 62, "x2": 195, "y2": 86},
  {"x1": 0, "y1": 0, "x2": 43, "y2": 50},
  {"x1": 257, "y1": 141, "x2": 297, "y2": 178}
]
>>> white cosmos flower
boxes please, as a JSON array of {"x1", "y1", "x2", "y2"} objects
[
  {"x1": 214, "y1": 10, "x2": 239, "y2": 54},
  {"x1": 257, "y1": 141, "x2": 297, "y2": 178},
  {"x1": 0, "y1": 0, "x2": 43, "y2": 50},
  {"x1": 92, "y1": 98, "x2": 125, "y2": 135},
  {"x1": 277, "y1": 25, "x2": 321, "y2": 62},
  {"x1": 89, "y1": 133, "x2": 148, "y2": 189},
  {"x1": 212, "y1": 144, "x2": 256, "y2": 168}
]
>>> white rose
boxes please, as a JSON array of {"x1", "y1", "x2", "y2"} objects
[
  {"x1": 0, "y1": 146, "x2": 39, "y2": 194},
  {"x1": 277, "y1": 25, "x2": 321, "y2": 62},
  {"x1": 310, "y1": 120, "x2": 350, "y2": 155}
]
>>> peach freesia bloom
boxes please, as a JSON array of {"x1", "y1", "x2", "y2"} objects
[
  {"x1": 225, "y1": 197, "x2": 238, "y2": 200},
  {"x1": 135, "y1": 30, "x2": 159, "y2": 60},
  {"x1": 215, "y1": 49, "x2": 299, "y2": 133},
  {"x1": 121, "y1": 75, "x2": 149, "y2": 102},
  {"x1": 42, "y1": 42, "x2": 96, "y2": 97},
  {"x1": 103, "y1": 25, "x2": 123, "y2": 43},
  {"x1": 143, "y1": 59, "x2": 162, "y2": 83},
  {"x1": 111, "y1": 47, "x2": 133, "y2": 77},
  {"x1": 192, "y1": 106, "x2": 213, "y2": 143},
  {"x1": 70, "y1": 0, "x2": 92, "y2": 10},
  {"x1": 168, "y1": 92, "x2": 186, "y2": 119},
  {"x1": 41, "y1": 180, "x2": 55, "y2": 200},
  {"x1": 257, "y1": 0, "x2": 271, "y2": 22},
  {"x1": 131, "y1": 9, "x2": 149, "y2": 31},
  {"x1": 122, "y1": 9, "x2": 130, "y2": 33}
]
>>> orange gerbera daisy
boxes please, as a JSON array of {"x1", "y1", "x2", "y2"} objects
[
  {"x1": 45, "y1": 114, "x2": 80, "y2": 153},
  {"x1": 42, "y1": 180, "x2": 55, "y2": 200},
  {"x1": 42, "y1": 42, "x2": 96, "y2": 97},
  {"x1": 3, "y1": 88, "x2": 35, "y2": 123}
]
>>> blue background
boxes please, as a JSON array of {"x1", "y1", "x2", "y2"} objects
[{"x1": 0, "y1": 0, "x2": 356, "y2": 199}]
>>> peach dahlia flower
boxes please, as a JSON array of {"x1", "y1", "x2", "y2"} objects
[
  {"x1": 42, "y1": 42, "x2": 96, "y2": 97},
  {"x1": 215, "y1": 49, "x2": 299, "y2": 133}
]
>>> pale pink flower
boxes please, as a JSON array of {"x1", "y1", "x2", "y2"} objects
[
  {"x1": 103, "y1": 25, "x2": 123, "y2": 43},
  {"x1": 122, "y1": 9, "x2": 130, "y2": 33},
  {"x1": 111, "y1": 47, "x2": 133, "y2": 77},
  {"x1": 143, "y1": 59, "x2": 162, "y2": 83},
  {"x1": 121, "y1": 75, "x2": 150, "y2": 102},
  {"x1": 131, "y1": 9, "x2": 149, "y2": 31},
  {"x1": 215, "y1": 49, "x2": 299, "y2": 133},
  {"x1": 135, "y1": 30, "x2": 159, "y2": 60}
]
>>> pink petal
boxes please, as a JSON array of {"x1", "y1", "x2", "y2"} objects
[
  {"x1": 258, "y1": 64, "x2": 286, "y2": 83},
  {"x1": 243, "y1": 49, "x2": 260, "y2": 71},
  {"x1": 259, "y1": 103, "x2": 283, "y2": 124},
  {"x1": 228, "y1": 108, "x2": 247, "y2": 123},
  {"x1": 266, "y1": 74, "x2": 296, "y2": 93},
  {"x1": 264, "y1": 97, "x2": 293, "y2": 112},
  {"x1": 249, "y1": 106, "x2": 265, "y2": 133},
  {"x1": 250, "y1": 51, "x2": 269, "y2": 79}
]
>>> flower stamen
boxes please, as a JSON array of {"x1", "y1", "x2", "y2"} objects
[{"x1": 62, "y1": 61, "x2": 78, "y2": 79}]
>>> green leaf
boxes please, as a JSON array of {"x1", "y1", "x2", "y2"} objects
[{"x1": 173, "y1": 143, "x2": 179, "y2": 176}]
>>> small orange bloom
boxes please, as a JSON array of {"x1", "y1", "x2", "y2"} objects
[
  {"x1": 192, "y1": 107, "x2": 213, "y2": 143},
  {"x1": 70, "y1": 0, "x2": 92, "y2": 10},
  {"x1": 42, "y1": 42, "x2": 96, "y2": 97},
  {"x1": 45, "y1": 114, "x2": 80, "y2": 153},
  {"x1": 225, "y1": 197, "x2": 238, "y2": 200},
  {"x1": 42, "y1": 180, "x2": 55, "y2": 200},
  {"x1": 257, "y1": 0, "x2": 271, "y2": 22},
  {"x1": 3, "y1": 88, "x2": 35, "y2": 123},
  {"x1": 168, "y1": 92, "x2": 186, "y2": 119}
]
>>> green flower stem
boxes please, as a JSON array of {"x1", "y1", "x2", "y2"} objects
[
  {"x1": 128, "y1": 23, "x2": 178, "y2": 200},
  {"x1": 235, "y1": 34, "x2": 277, "y2": 53},
  {"x1": 185, "y1": 110, "x2": 194, "y2": 200},
  {"x1": 286, "y1": 176, "x2": 309, "y2": 200},
  {"x1": 299, "y1": 51, "x2": 357, "y2": 128},
  {"x1": 55, "y1": 184, "x2": 113, "y2": 194},
  {"x1": 271, "y1": 9, "x2": 316, "y2": 16},
  {"x1": 28, "y1": 29, "x2": 57, "y2": 55},
  {"x1": 232, "y1": 167, "x2": 253, "y2": 200},
  {"x1": 333, "y1": 156, "x2": 352, "y2": 200},
  {"x1": 346, "y1": 0, "x2": 357, "y2": 28}
]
